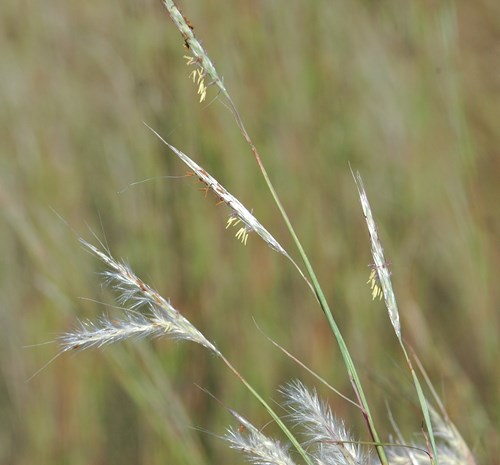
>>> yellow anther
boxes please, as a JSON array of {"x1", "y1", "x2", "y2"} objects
[
  {"x1": 368, "y1": 269, "x2": 383, "y2": 300},
  {"x1": 226, "y1": 217, "x2": 241, "y2": 229},
  {"x1": 235, "y1": 227, "x2": 249, "y2": 245}
]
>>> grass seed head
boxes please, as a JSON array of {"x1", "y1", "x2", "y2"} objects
[
  {"x1": 352, "y1": 170, "x2": 401, "y2": 341},
  {"x1": 146, "y1": 125, "x2": 289, "y2": 256},
  {"x1": 164, "y1": 0, "x2": 227, "y2": 101},
  {"x1": 224, "y1": 410, "x2": 297, "y2": 465},
  {"x1": 282, "y1": 381, "x2": 367, "y2": 465},
  {"x1": 60, "y1": 240, "x2": 219, "y2": 355}
]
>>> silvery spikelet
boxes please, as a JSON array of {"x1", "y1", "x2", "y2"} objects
[
  {"x1": 224, "y1": 409, "x2": 297, "y2": 465},
  {"x1": 60, "y1": 240, "x2": 218, "y2": 354},
  {"x1": 282, "y1": 381, "x2": 367, "y2": 465},
  {"x1": 146, "y1": 124, "x2": 289, "y2": 257},
  {"x1": 352, "y1": 170, "x2": 401, "y2": 341},
  {"x1": 162, "y1": 0, "x2": 227, "y2": 102}
]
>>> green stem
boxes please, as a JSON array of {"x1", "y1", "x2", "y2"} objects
[
  {"x1": 218, "y1": 353, "x2": 314, "y2": 465},
  {"x1": 400, "y1": 343, "x2": 439, "y2": 465},
  {"x1": 224, "y1": 97, "x2": 389, "y2": 465},
  {"x1": 161, "y1": 4, "x2": 388, "y2": 462}
]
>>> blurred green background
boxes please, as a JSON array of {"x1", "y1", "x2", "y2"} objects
[{"x1": 1, "y1": 0, "x2": 498, "y2": 463}]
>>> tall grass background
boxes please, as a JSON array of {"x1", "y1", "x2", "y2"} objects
[{"x1": 1, "y1": 0, "x2": 498, "y2": 463}]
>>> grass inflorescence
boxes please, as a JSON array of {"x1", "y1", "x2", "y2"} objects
[{"x1": 52, "y1": 2, "x2": 480, "y2": 465}]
